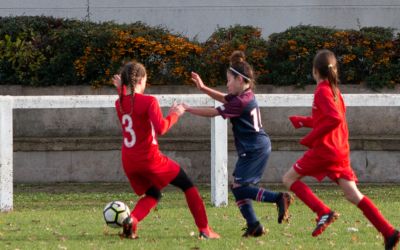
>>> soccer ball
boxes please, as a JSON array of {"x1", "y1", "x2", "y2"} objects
[{"x1": 103, "y1": 201, "x2": 130, "y2": 228}]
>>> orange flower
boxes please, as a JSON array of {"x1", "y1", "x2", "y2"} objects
[{"x1": 342, "y1": 54, "x2": 356, "y2": 64}]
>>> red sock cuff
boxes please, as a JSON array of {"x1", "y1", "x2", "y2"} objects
[
  {"x1": 289, "y1": 180, "x2": 302, "y2": 192},
  {"x1": 358, "y1": 196, "x2": 395, "y2": 237},
  {"x1": 184, "y1": 186, "x2": 208, "y2": 229},
  {"x1": 289, "y1": 180, "x2": 330, "y2": 217},
  {"x1": 131, "y1": 196, "x2": 158, "y2": 222}
]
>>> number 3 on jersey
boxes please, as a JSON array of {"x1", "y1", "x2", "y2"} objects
[
  {"x1": 250, "y1": 108, "x2": 262, "y2": 132},
  {"x1": 122, "y1": 114, "x2": 136, "y2": 148}
]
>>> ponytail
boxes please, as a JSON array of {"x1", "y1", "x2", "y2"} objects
[
  {"x1": 118, "y1": 61, "x2": 147, "y2": 114},
  {"x1": 327, "y1": 65, "x2": 339, "y2": 101},
  {"x1": 313, "y1": 50, "x2": 340, "y2": 101}
]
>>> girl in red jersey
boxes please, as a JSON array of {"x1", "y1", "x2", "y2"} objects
[
  {"x1": 184, "y1": 51, "x2": 293, "y2": 237},
  {"x1": 113, "y1": 61, "x2": 220, "y2": 240},
  {"x1": 282, "y1": 49, "x2": 399, "y2": 249}
]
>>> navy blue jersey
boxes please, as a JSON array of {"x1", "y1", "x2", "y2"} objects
[{"x1": 216, "y1": 89, "x2": 269, "y2": 154}]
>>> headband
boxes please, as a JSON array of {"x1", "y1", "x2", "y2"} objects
[{"x1": 229, "y1": 67, "x2": 251, "y2": 81}]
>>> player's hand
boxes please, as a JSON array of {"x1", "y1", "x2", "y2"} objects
[
  {"x1": 181, "y1": 103, "x2": 193, "y2": 113},
  {"x1": 181, "y1": 103, "x2": 190, "y2": 110},
  {"x1": 174, "y1": 104, "x2": 185, "y2": 116},
  {"x1": 300, "y1": 137, "x2": 313, "y2": 148},
  {"x1": 169, "y1": 101, "x2": 185, "y2": 116},
  {"x1": 289, "y1": 116, "x2": 303, "y2": 129},
  {"x1": 191, "y1": 72, "x2": 205, "y2": 90},
  {"x1": 112, "y1": 74, "x2": 121, "y2": 88}
]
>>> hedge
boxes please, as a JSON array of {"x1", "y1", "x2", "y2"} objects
[{"x1": 0, "y1": 16, "x2": 399, "y2": 88}]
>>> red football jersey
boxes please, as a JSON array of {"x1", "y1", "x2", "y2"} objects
[
  {"x1": 115, "y1": 93, "x2": 179, "y2": 162},
  {"x1": 298, "y1": 80, "x2": 350, "y2": 162}
]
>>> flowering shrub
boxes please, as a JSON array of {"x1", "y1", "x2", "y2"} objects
[
  {"x1": 266, "y1": 25, "x2": 399, "y2": 88},
  {"x1": 200, "y1": 25, "x2": 269, "y2": 86},
  {"x1": 0, "y1": 17, "x2": 398, "y2": 88},
  {"x1": 74, "y1": 24, "x2": 203, "y2": 86}
]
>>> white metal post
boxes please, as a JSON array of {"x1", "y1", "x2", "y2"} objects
[
  {"x1": 0, "y1": 96, "x2": 13, "y2": 212},
  {"x1": 211, "y1": 100, "x2": 228, "y2": 207}
]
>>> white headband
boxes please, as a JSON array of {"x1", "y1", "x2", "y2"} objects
[{"x1": 229, "y1": 67, "x2": 251, "y2": 81}]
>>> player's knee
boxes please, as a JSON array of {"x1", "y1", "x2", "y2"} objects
[
  {"x1": 170, "y1": 168, "x2": 194, "y2": 191},
  {"x1": 343, "y1": 191, "x2": 362, "y2": 205},
  {"x1": 230, "y1": 183, "x2": 248, "y2": 200},
  {"x1": 282, "y1": 173, "x2": 292, "y2": 188},
  {"x1": 145, "y1": 187, "x2": 162, "y2": 201}
]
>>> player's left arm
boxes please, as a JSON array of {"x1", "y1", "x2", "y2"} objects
[
  {"x1": 112, "y1": 74, "x2": 127, "y2": 95},
  {"x1": 289, "y1": 115, "x2": 313, "y2": 128},
  {"x1": 149, "y1": 98, "x2": 183, "y2": 135},
  {"x1": 300, "y1": 88, "x2": 341, "y2": 147}
]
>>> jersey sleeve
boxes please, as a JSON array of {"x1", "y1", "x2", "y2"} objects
[
  {"x1": 148, "y1": 97, "x2": 179, "y2": 135},
  {"x1": 216, "y1": 94, "x2": 243, "y2": 119},
  {"x1": 115, "y1": 99, "x2": 122, "y2": 121},
  {"x1": 116, "y1": 85, "x2": 127, "y2": 96},
  {"x1": 300, "y1": 87, "x2": 341, "y2": 147},
  {"x1": 289, "y1": 115, "x2": 313, "y2": 128}
]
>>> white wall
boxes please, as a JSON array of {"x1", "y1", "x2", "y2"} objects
[{"x1": 1, "y1": 0, "x2": 399, "y2": 41}]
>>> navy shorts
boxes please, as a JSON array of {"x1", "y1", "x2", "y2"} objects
[{"x1": 233, "y1": 144, "x2": 271, "y2": 185}]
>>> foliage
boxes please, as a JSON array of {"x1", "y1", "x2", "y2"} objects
[
  {"x1": 200, "y1": 25, "x2": 269, "y2": 86},
  {"x1": 74, "y1": 22, "x2": 203, "y2": 87},
  {"x1": 0, "y1": 16, "x2": 399, "y2": 88},
  {"x1": 266, "y1": 25, "x2": 399, "y2": 88}
]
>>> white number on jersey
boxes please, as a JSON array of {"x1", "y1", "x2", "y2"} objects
[
  {"x1": 250, "y1": 108, "x2": 262, "y2": 132},
  {"x1": 122, "y1": 114, "x2": 136, "y2": 148}
]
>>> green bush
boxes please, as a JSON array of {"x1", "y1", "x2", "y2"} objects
[
  {"x1": 0, "y1": 16, "x2": 399, "y2": 88},
  {"x1": 265, "y1": 25, "x2": 399, "y2": 88},
  {"x1": 200, "y1": 25, "x2": 269, "y2": 86}
]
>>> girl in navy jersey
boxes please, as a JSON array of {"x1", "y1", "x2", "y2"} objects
[
  {"x1": 113, "y1": 61, "x2": 220, "y2": 239},
  {"x1": 184, "y1": 51, "x2": 293, "y2": 237}
]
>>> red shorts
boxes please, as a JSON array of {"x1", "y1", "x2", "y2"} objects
[
  {"x1": 294, "y1": 150, "x2": 358, "y2": 183},
  {"x1": 122, "y1": 152, "x2": 180, "y2": 195}
]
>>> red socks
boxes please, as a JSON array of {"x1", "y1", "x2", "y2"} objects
[
  {"x1": 131, "y1": 196, "x2": 158, "y2": 222},
  {"x1": 357, "y1": 196, "x2": 395, "y2": 238},
  {"x1": 130, "y1": 187, "x2": 208, "y2": 230},
  {"x1": 290, "y1": 180, "x2": 331, "y2": 217},
  {"x1": 184, "y1": 187, "x2": 208, "y2": 230}
]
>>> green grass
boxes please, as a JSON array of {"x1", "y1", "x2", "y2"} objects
[{"x1": 1, "y1": 183, "x2": 400, "y2": 250}]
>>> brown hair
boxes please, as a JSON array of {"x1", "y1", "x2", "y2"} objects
[
  {"x1": 313, "y1": 49, "x2": 340, "y2": 101},
  {"x1": 119, "y1": 61, "x2": 146, "y2": 114},
  {"x1": 228, "y1": 50, "x2": 255, "y2": 89}
]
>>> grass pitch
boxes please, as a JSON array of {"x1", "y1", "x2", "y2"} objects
[{"x1": 1, "y1": 183, "x2": 399, "y2": 250}]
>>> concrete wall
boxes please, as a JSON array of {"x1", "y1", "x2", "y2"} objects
[
  {"x1": 0, "y1": 0, "x2": 399, "y2": 41},
  {"x1": 2, "y1": 85, "x2": 400, "y2": 183}
]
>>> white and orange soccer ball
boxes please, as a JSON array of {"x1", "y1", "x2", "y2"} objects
[{"x1": 103, "y1": 201, "x2": 130, "y2": 228}]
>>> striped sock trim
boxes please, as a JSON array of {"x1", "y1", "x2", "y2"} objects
[
  {"x1": 256, "y1": 188, "x2": 265, "y2": 202},
  {"x1": 236, "y1": 199, "x2": 251, "y2": 207}
]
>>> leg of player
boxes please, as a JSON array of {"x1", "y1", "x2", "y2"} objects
[
  {"x1": 231, "y1": 184, "x2": 293, "y2": 224},
  {"x1": 338, "y1": 179, "x2": 400, "y2": 249},
  {"x1": 170, "y1": 168, "x2": 220, "y2": 239},
  {"x1": 231, "y1": 183, "x2": 266, "y2": 237},
  {"x1": 232, "y1": 148, "x2": 293, "y2": 225},
  {"x1": 121, "y1": 187, "x2": 161, "y2": 239},
  {"x1": 283, "y1": 167, "x2": 338, "y2": 237}
]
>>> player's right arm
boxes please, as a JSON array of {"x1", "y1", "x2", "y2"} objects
[
  {"x1": 289, "y1": 115, "x2": 313, "y2": 128},
  {"x1": 191, "y1": 72, "x2": 227, "y2": 104},
  {"x1": 299, "y1": 87, "x2": 341, "y2": 147},
  {"x1": 149, "y1": 97, "x2": 184, "y2": 135},
  {"x1": 184, "y1": 105, "x2": 219, "y2": 117}
]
